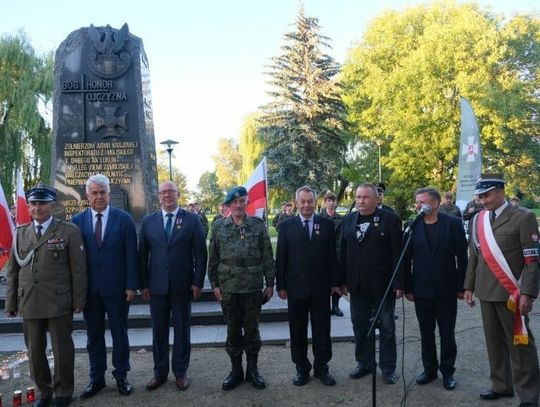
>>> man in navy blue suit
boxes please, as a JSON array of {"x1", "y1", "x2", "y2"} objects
[
  {"x1": 139, "y1": 181, "x2": 207, "y2": 391},
  {"x1": 404, "y1": 188, "x2": 468, "y2": 391},
  {"x1": 72, "y1": 174, "x2": 139, "y2": 399}
]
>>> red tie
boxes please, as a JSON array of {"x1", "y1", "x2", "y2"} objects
[{"x1": 95, "y1": 213, "x2": 103, "y2": 247}]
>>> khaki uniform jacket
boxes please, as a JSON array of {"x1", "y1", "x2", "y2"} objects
[
  {"x1": 464, "y1": 205, "x2": 540, "y2": 301},
  {"x1": 5, "y1": 218, "x2": 88, "y2": 319}
]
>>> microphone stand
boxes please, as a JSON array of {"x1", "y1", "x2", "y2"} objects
[{"x1": 366, "y1": 227, "x2": 415, "y2": 407}]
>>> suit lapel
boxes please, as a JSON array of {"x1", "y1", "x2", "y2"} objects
[
  {"x1": 169, "y1": 209, "x2": 184, "y2": 243},
  {"x1": 102, "y1": 207, "x2": 115, "y2": 244},
  {"x1": 491, "y1": 206, "x2": 511, "y2": 230},
  {"x1": 33, "y1": 218, "x2": 58, "y2": 250}
]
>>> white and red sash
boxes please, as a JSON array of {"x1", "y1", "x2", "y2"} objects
[{"x1": 476, "y1": 210, "x2": 528, "y2": 345}]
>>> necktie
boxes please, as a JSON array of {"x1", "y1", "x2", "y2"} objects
[
  {"x1": 490, "y1": 211, "x2": 496, "y2": 224},
  {"x1": 303, "y1": 219, "x2": 310, "y2": 239},
  {"x1": 95, "y1": 213, "x2": 103, "y2": 247},
  {"x1": 164, "y1": 213, "x2": 173, "y2": 240},
  {"x1": 36, "y1": 225, "x2": 43, "y2": 239}
]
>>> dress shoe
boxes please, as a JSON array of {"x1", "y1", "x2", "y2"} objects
[
  {"x1": 116, "y1": 378, "x2": 133, "y2": 395},
  {"x1": 349, "y1": 364, "x2": 373, "y2": 380},
  {"x1": 314, "y1": 371, "x2": 336, "y2": 386},
  {"x1": 175, "y1": 375, "x2": 190, "y2": 391},
  {"x1": 331, "y1": 307, "x2": 344, "y2": 317},
  {"x1": 416, "y1": 371, "x2": 437, "y2": 385},
  {"x1": 246, "y1": 367, "x2": 266, "y2": 389},
  {"x1": 146, "y1": 376, "x2": 167, "y2": 391},
  {"x1": 222, "y1": 369, "x2": 244, "y2": 390},
  {"x1": 35, "y1": 398, "x2": 52, "y2": 407},
  {"x1": 80, "y1": 381, "x2": 106, "y2": 400},
  {"x1": 479, "y1": 389, "x2": 514, "y2": 400},
  {"x1": 293, "y1": 372, "x2": 309, "y2": 386},
  {"x1": 443, "y1": 376, "x2": 456, "y2": 390},
  {"x1": 382, "y1": 372, "x2": 398, "y2": 385},
  {"x1": 53, "y1": 396, "x2": 72, "y2": 407}
]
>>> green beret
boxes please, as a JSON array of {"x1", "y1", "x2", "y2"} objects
[{"x1": 224, "y1": 186, "x2": 248, "y2": 205}]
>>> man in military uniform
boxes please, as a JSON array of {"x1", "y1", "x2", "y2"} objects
[
  {"x1": 376, "y1": 183, "x2": 397, "y2": 214},
  {"x1": 319, "y1": 191, "x2": 344, "y2": 317},
  {"x1": 5, "y1": 185, "x2": 87, "y2": 407},
  {"x1": 464, "y1": 174, "x2": 540, "y2": 407},
  {"x1": 208, "y1": 186, "x2": 275, "y2": 390},
  {"x1": 463, "y1": 194, "x2": 484, "y2": 237},
  {"x1": 276, "y1": 202, "x2": 294, "y2": 232}
]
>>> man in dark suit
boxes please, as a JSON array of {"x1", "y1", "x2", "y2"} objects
[
  {"x1": 6, "y1": 185, "x2": 87, "y2": 407},
  {"x1": 464, "y1": 174, "x2": 539, "y2": 406},
  {"x1": 139, "y1": 181, "x2": 207, "y2": 391},
  {"x1": 404, "y1": 187, "x2": 468, "y2": 391},
  {"x1": 341, "y1": 183, "x2": 403, "y2": 385},
  {"x1": 72, "y1": 174, "x2": 139, "y2": 399},
  {"x1": 276, "y1": 185, "x2": 341, "y2": 386}
]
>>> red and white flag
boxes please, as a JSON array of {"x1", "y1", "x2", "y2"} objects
[
  {"x1": 16, "y1": 170, "x2": 31, "y2": 226},
  {"x1": 0, "y1": 180, "x2": 15, "y2": 268},
  {"x1": 244, "y1": 157, "x2": 268, "y2": 219}
]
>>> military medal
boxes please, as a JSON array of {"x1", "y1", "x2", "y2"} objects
[
  {"x1": 176, "y1": 217, "x2": 183, "y2": 230},
  {"x1": 313, "y1": 223, "x2": 320, "y2": 235},
  {"x1": 239, "y1": 227, "x2": 245, "y2": 240},
  {"x1": 374, "y1": 216, "x2": 379, "y2": 227}
]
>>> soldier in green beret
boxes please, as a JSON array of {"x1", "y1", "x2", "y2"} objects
[{"x1": 208, "y1": 186, "x2": 275, "y2": 391}]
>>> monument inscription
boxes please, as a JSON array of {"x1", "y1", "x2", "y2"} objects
[{"x1": 52, "y1": 23, "x2": 158, "y2": 222}]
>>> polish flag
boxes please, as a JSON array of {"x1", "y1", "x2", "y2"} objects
[
  {"x1": 16, "y1": 170, "x2": 31, "y2": 226},
  {"x1": 0, "y1": 180, "x2": 15, "y2": 268},
  {"x1": 244, "y1": 157, "x2": 268, "y2": 219}
]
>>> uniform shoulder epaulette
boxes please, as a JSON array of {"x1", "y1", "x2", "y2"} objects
[{"x1": 59, "y1": 220, "x2": 78, "y2": 229}]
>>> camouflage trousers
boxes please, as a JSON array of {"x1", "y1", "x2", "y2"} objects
[{"x1": 221, "y1": 292, "x2": 262, "y2": 359}]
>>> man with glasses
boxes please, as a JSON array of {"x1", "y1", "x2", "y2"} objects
[
  {"x1": 139, "y1": 181, "x2": 207, "y2": 391},
  {"x1": 464, "y1": 174, "x2": 539, "y2": 407}
]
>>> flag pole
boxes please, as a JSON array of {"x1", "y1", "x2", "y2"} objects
[{"x1": 262, "y1": 156, "x2": 270, "y2": 229}]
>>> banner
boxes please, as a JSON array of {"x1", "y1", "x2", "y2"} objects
[
  {"x1": 0, "y1": 181, "x2": 15, "y2": 268},
  {"x1": 244, "y1": 157, "x2": 268, "y2": 219},
  {"x1": 16, "y1": 170, "x2": 31, "y2": 226}
]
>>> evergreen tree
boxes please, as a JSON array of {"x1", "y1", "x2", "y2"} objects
[{"x1": 260, "y1": 6, "x2": 347, "y2": 195}]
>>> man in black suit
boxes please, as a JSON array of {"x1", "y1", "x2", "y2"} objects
[
  {"x1": 139, "y1": 181, "x2": 207, "y2": 391},
  {"x1": 341, "y1": 183, "x2": 403, "y2": 385},
  {"x1": 276, "y1": 186, "x2": 341, "y2": 387},
  {"x1": 404, "y1": 188, "x2": 468, "y2": 391}
]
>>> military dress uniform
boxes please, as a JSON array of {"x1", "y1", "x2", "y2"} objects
[
  {"x1": 5, "y1": 185, "x2": 87, "y2": 405},
  {"x1": 208, "y1": 191, "x2": 275, "y2": 390}
]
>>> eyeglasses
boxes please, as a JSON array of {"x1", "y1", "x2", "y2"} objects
[{"x1": 159, "y1": 189, "x2": 178, "y2": 195}]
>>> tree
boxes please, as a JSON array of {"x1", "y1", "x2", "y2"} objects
[
  {"x1": 260, "y1": 6, "x2": 347, "y2": 196},
  {"x1": 196, "y1": 171, "x2": 223, "y2": 211},
  {"x1": 156, "y1": 149, "x2": 190, "y2": 207},
  {"x1": 0, "y1": 31, "x2": 53, "y2": 200},
  {"x1": 238, "y1": 112, "x2": 266, "y2": 184},
  {"x1": 213, "y1": 137, "x2": 242, "y2": 191},
  {"x1": 341, "y1": 2, "x2": 540, "y2": 212}
]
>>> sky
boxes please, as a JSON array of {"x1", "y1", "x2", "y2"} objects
[{"x1": 1, "y1": 0, "x2": 539, "y2": 190}]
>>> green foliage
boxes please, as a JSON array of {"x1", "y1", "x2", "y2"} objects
[
  {"x1": 0, "y1": 31, "x2": 53, "y2": 199},
  {"x1": 196, "y1": 171, "x2": 223, "y2": 211},
  {"x1": 260, "y1": 6, "x2": 347, "y2": 196},
  {"x1": 156, "y1": 149, "x2": 190, "y2": 207},
  {"x1": 238, "y1": 112, "x2": 265, "y2": 184},
  {"x1": 341, "y1": 1, "x2": 540, "y2": 212},
  {"x1": 213, "y1": 137, "x2": 242, "y2": 191}
]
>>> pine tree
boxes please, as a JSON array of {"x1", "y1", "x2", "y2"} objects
[{"x1": 260, "y1": 6, "x2": 347, "y2": 196}]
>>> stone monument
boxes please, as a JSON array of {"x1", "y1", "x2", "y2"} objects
[{"x1": 51, "y1": 23, "x2": 158, "y2": 222}]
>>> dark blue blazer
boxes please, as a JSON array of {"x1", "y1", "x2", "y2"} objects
[
  {"x1": 275, "y1": 215, "x2": 339, "y2": 299},
  {"x1": 139, "y1": 209, "x2": 207, "y2": 296},
  {"x1": 403, "y1": 212, "x2": 468, "y2": 299},
  {"x1": 72, "y1": 206, "x2": 139, "y2": 297}
]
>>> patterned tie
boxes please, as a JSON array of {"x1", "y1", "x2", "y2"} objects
[
  {"x1": 303, "y1": 219, "x2": 310, "y2": 239},
  {"x1": 95, "y1": 213, "x2": 103, "y2": 247},
  {"x1": 164, "y1": 213, "x2": 174, "y2": 240},
  {"x1": 36, "y1": 225, "x2": 43, "y2": 239}
]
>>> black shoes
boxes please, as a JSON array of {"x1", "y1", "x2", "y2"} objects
[
  {"x1": 116, "y1": 378, "x2": 133, "y2": 395},
  {"x1": 80, "y1": 381, "x2": 106, "y2": 400},
  {"x1": 222, "y1": 369, "x2": 244, "y2": 390},
  {"x1": 382, "y1": 372, "x2": 398, "y2": 385},
  {"x1": 479, "y1": 389, "x2": 515, "y2": 400},
  {"x1": 349, "y1": 364, "x2": 373, "y2": 379},
  {"x1": 293, "y1": 372, "x2": 309, "y2": 386},
  {"x1": 416, "y1": 371, "x2": 438, "y2": 385},
  {"x1": 331, "y1": 307, "x2": 344, "y2": 317},
  {"x1": 52, "y1": 397, "x2": 72, "y2": 407},
  {"x1": 443, "y1": 376, "x2": 456, "y2": 390},
  {"x1": 35, "y1": 398, "x2": 52, "y2": 407},
  {"x1": 314, "y1": 371, "x2": 336, "y2": 386},
  {"x1": 245, "y1": 367, "x2": 266, "y2": 389}
]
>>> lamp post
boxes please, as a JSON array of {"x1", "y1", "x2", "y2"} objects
[
  {"x1": 160, "y1": 139, "x2": 179, "y2": 181},
  {"x1": 375, "y1": 139, "x2": 384, "y2": 183}
]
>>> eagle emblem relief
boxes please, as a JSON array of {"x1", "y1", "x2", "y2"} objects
[{"x1": 88, "y1": 23, "x2": 131, "y2": 79}]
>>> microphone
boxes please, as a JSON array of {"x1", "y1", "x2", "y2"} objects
[{"x1": 404, "y1": 204, "x2": 432, "y2": 234}]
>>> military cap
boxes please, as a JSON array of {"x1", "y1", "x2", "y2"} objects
[
  {"x1": 376, "y1": 182, "x2": 386, "y2": 194},
  {"x1": 324, "y1": 191, "x2": 337, "y2": 200},
  {"x1": 475, "y1": 173, "x2": 505, "y2": 195},
  {"x1": 224, "y1": 186, "x2": 248, "y2": 205},
  {"x1": 26, "y1": 183, "x2": 56, "y2": 202}
]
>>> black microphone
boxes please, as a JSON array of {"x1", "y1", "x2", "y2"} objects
[{"x1": 404, "y1": 204, "x2": 432, "y2": 234}]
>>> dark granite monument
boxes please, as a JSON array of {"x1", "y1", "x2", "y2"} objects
[{"x1": 51, "y1": 23, "x2": 158, "y2": 222}]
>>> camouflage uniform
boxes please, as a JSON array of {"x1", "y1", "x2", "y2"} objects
[{"x1": 208, "y1": 215, "x2": 275, "y2": 359}]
